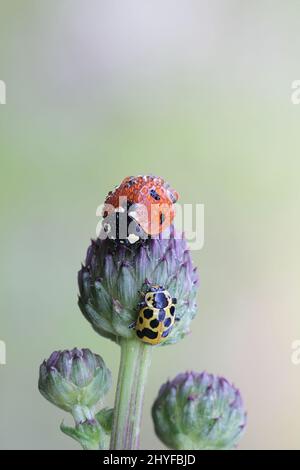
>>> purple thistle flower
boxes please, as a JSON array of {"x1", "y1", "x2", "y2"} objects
[{"x1": 78, "y1": 225, "x2": 199, "y2": 345}]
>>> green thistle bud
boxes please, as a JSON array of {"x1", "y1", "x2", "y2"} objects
[
  {"x1": 152, "y1": 371, "x2": 247, "y2": 450},
  {"x1": 78, "y1": 226, "x2": 199, "y2": 345},
  {"x1": 38, "y1": 348, "x2": 111, "y2": 415}
]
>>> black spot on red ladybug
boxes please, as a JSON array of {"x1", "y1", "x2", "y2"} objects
[
  {"x1": 150, "y1": 318, "x2": 159, "y2": 329},
  {"x1": 150, "y1": 189, "x2": 161, "y2": 201},
  {"x1": 126, "y1": 179, "x2": 135, "y2": 188},
  {"x1": 170, "y1": 306, "x2": 175, "y2": 316},
  {"x1": 143, "y1": 309, "x2": 153, "y2": 319},
  {"x1": 169, "y1": 192, "x2": 177, "y2": 203},
  {"x1": 139, "y1": 316, "x2": 143, "y2": 324}
]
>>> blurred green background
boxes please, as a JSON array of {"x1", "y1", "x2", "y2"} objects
[{"x1": 0, "y1": 0, "x2": 300, "y2": 450}]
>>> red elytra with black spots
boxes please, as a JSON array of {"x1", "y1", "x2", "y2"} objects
[{"x1": 103, "y1": 175, "x2": 179, "y2": 236}]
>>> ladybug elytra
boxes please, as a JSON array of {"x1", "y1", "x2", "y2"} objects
[
  {"x1": 102, "y1": 175, "x2": 179, "y2": 241},
  {"x1": 130, "y1": 285, "x2": 177, "y2": 345}
]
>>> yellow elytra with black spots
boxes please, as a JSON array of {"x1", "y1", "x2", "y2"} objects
[{"x1": 135, "y1": 285, "x2": 177, "y2": 345}]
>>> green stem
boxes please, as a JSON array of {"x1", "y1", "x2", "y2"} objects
[
  {"x1": 71, "y1": 404, "x2": 95, "y2": 424},
  {"x1": 110, "y1": 338, "x2": 152, "y2": 450}
]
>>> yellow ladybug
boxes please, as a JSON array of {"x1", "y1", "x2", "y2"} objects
[{"x1": 131, "y1": 285, "x2": 177, "y2": 345}]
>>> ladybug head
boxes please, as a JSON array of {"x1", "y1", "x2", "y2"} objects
[{"x1": 142, "y1": 285, "x2": 163, "y2": 306}]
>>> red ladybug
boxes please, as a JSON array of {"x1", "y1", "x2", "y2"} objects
[{"x1": 103, "y1": 175, "x2": 179, "y2": 237}]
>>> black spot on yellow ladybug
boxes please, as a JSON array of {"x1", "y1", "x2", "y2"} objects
[{"x1": 133, "y1": 285, "x2": 177, "y2": 345}]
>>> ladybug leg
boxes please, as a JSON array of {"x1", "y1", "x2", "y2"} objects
[
  {"x1": 123, "y1": 244, "x2": 135, "y2": 254},
  {"x1": 172, "y1": 297, "x2": 177, "y2": 304},
  {"x1": 175, "y1": 317, "x2": 180, "y2": 322},
  {"x1": 128, "y1": 321, "x2": 136, "y2": 330}
]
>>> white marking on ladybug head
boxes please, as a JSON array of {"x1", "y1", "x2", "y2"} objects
[{"x1": 128, "y1": 233, "x2": 140, "y2": 244}]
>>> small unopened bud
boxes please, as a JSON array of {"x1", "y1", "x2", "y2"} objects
[
  {"x1": 152, "y1": 371, "x2": 247, "y2": 450},
  {"x1": 38, "y1": 348, "x2": 111, "y2": 414}
]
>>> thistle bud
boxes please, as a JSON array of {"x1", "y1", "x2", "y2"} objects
[
  {"x1": 38, "y1": 348, "x2": 111, "y2": 415},
  {"x1": 152, "y1": 371, "x2": 247, "y2": 450},
  {"x1": 78, "y1": 225, "x2": 199, "y2": 345}
]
